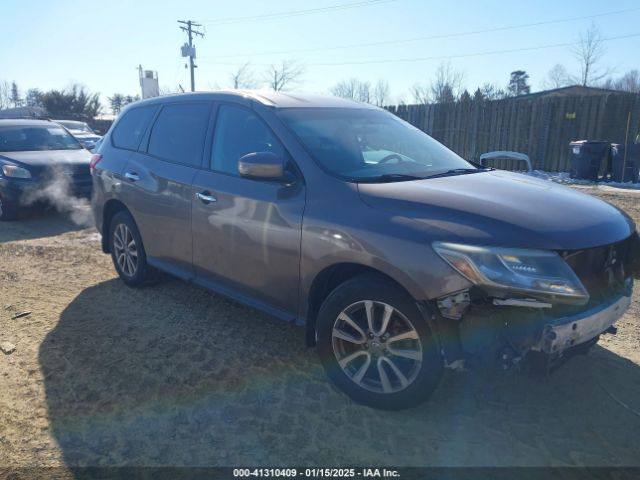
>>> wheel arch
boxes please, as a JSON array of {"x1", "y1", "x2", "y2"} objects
[
  {"x1": 101, "y1": 199, "x2": 131, "y2": 253},
  {"x1": 304, "y1": 262, "x2": 422, "y2": 346}
]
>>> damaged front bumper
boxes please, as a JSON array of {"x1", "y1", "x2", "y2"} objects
[
  {"x1": 433, "y1": 233, "x2": 639, "y2": 369},
  {"x1": 535, "y1": 280, "x2": 632, "y2": 357},
  {"x1": 433, "y1": 278, "x2": 633, "y2": 370}
]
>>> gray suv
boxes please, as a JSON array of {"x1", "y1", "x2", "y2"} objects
[{"x1": 92, "y1": 91, "x2": 639, "y2": 409}]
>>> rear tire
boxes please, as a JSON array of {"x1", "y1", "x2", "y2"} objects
[
  {"x1": 109, "y1": 211, "x2": 151, "y2": 287},
  {"x1": 316, "y1": 274, "x2": 443, "y2": 410},
  {"x1": 0, "y1": 194, "x2": 18, "y2": 221}
]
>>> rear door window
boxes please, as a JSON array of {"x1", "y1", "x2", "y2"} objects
[
  {"x1": 111, "y1": 105, "x2": 157, "y2": 150},
  {"x1": 147, "y1": 103, "x2": 211, "y2": 167}
]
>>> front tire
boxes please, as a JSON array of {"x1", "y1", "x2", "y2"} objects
[
  {"x1": 316, "y1": 274, "x2": 443, "y2": 410},
  {"x1": 109, "y1": 211, "x2": 151, "y2": 287}
]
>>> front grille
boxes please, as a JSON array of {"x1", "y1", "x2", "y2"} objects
[
  {"x1": 64, "y1": 164, "x2": 90, "y2": 178},
  {"x1": 35, "y1": 165, "x2": 91, "y2": 185},
  {"x1": 561, "y1": 234, "x2": 636, "y2": 302}
]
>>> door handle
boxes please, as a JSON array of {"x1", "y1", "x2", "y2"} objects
[
  {"x1": 196, "y1": 191, "x2": 217, "y2": 204},
  {"x1": 124, "y1": 172, "x2": 140, "y2": 182}
]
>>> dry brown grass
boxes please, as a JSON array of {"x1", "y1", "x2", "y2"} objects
[{"x1": 0, "y1": 187, "x2": 639, "y2": 468}]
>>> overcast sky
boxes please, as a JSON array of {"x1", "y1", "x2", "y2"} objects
[{"x1": 2, "y1": 0, "x2": 639, "y2": 106}]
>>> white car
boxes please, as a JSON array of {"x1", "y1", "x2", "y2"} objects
[{"x1": 54, "y1": 120, "x2": 102, "y2": 150}]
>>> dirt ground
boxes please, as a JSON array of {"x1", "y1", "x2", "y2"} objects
[{"x1": 1, "y1": 186, "x2": 639, "y2": 469}]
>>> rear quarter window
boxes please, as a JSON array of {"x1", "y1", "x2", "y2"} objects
[{"x1": 111, "y1": 105, "x2": 158, "y2": 150}]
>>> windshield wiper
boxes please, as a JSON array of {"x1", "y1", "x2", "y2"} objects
[
  {"x1": 422, "y1": 168, "x2": 488, "y2": 179},
  {"x1": 354, "y1": 173, "x2": 426, "y2": 183}
]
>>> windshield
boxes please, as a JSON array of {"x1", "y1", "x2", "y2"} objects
[
  {"x1": 278, "y1": 107, "x2": 476, "y2": 181},
  {"x1": 57, "y1": 120, "x2": 94, "y2": 133},
  {"x1": 0, "y1": 125, "x2": 84, "y2": 152}
]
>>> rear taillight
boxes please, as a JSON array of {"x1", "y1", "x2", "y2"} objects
[{"x1": 89, "y1": 154, "x2": 102, "y2": 173}]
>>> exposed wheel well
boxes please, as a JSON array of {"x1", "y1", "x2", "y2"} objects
[
  {"x1": 101, "y1": 199, "x2": 130, "y2": 253},
  {"x1": 305, "y1": 263, "x2": 414, "y2": 346}
]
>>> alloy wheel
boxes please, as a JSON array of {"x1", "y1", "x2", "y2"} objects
[
  {"x1": 332, "y1": 300, "x2": 423, "y2": 394},
  {"x1": 113, "y1": 223, "x2": 138, "y2": 277}
]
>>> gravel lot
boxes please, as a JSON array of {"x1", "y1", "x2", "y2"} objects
[{"x1": 1, "y1": 186, "x2": 639, "y2": 469}]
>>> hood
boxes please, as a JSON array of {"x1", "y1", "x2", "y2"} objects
[
  {"x1": 358, "y1": 170, "x2": 635, "y2": 250},
  {"x1": 0, "y1": 149, "x2": 92, "y2": 168},
  {"x1": 68, "y1": 130, "x2": 101, "y2": 140}
]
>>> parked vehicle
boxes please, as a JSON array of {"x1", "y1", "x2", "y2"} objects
[
  {"x1": 0, "y1": 119, "x2": 92, "y2": 220},
  {"x1": 54, "y1": 119, "x2": 102, "y2": 151},
  {"x1": 91, "y1": 92, "x2": 639, "y2": 409}
]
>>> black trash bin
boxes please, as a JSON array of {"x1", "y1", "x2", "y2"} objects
[
  {"x1": 611, "y1": 143, "x2": 640, "y2": 183},
  {"x1": 569, "y1": 140, "x2": 610, "y2": 181}
]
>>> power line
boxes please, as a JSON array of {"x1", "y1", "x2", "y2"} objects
[
  {"x1": 178, "y1": 20, "x2": 204, "y2": 92},
  {"x1": 305, "y1": 33, "x2": 640, "y2": 66},
  {"x1": 199, "y1": 6, "x2": 640, "y2": 60},
  {"x1": 197, "y1": 32, "x2": 640, "y2": 68},
  {"x1": 200, "y1": 0, "x2": 394, "y2": 25}
]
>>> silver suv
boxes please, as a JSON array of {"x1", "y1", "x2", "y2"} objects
[{"x1": 91, "y1": 91, "x2": 639, "y2": 409}]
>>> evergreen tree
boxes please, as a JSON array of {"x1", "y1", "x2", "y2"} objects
[
  {"x1": 458, "y1": 90, "x2": 472, "y2": 103},
  {"x1": 40, "y1": 85, "x2": 101, "y2": 119},
  {"x1": 10, "y1": 81, "x2": 22, "y2": 107},
  {"x1": 507, "y1": 71, "x2": 531, "y2": 96},
  {"x1": 472, "y1": 88, "x2": 485, "y2": 102}
]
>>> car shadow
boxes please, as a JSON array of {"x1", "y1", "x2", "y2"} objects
[
  {"x1": 39, "y1": 278, "x2": 640, "y2": 468},
  {"x1": 0, "y1": 207, "x2": 91, "y2": 243}
]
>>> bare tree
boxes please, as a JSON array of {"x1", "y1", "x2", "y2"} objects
[
  {"x1": 479, "y1": 83, "x2": 506, "y2": 100},
  {"x1": 159, "y1": 85, "x2": 185, "y2": 95},
  {"x1": 411, "y1": 62, "x2": 465, "y2": 104},
  {"x1": 25, "y1": 88, "x2": 43, "y2": 107},
  {"x1": 542, "y1": 64, "x2": 571, "y2": 89},
  {"x1": 108, "y1": 93, "x2": 125, "y2": 114},
  {"x1": 613, "y1": 70, "x2": 640, "y2": 93},
  {"x1": 572, "y1": 23, "x2": 611, "y2": 86},
  {"x1": 0, "y1": 81, "x2": 11, "y2": 109},
  {"x1": 229, "y1": 62, "x2": 256, "y2": 89},
  {"x1": 264, "y1": 60, "x2": 304, "y2": 91},
  {"x1": 409, "y1": 83, "x2": 430, "y2": 104},
  {"x1": 331, "y1": 78, "x2": 357, "y2": 99},
  {"x1": 331, "y1": 78, "x2": 372, "y2": 103},
  {"x1": 430, "y1": 62, "x2": 465, "y2": 103},
  {"x1": 373, "y1": 79, "x2": 390, "y2": 107},
  {"x1": 357, "y1": 81, "x2": 371, "y2": 103}
]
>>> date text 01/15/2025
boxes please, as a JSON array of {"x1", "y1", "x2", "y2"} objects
[{"x1": 232, "y1": 468, "x2": 400, "y2": 478}]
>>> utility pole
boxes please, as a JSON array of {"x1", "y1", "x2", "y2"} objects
[{"x1": 178, "y1": 20, "x2": 204, "y2": 92}]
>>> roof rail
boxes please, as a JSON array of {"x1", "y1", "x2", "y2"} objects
[{"x1": 0, "y1": 115, "x2": 52, "y2": 121}]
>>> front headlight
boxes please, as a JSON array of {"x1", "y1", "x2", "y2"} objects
[
  {"x1": 1, "y1": 164, "x2": 32, "y2": 179},
  {"x1": 433, "y1": 242, "x2": 589, "y2": 305}
]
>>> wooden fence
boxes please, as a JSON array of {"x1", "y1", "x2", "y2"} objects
[{"x1": 387, "y1": 92, "x2": 640, "y2": 172}]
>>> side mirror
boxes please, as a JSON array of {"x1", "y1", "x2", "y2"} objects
[{"x1": 238, "y1": 151, "x2": 284, "y2": 180}]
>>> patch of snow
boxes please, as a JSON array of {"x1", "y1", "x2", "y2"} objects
[
  {"x1": 526, "y1": 170, "x2": 640, "y2": 191},
  {"x1": 83, "y1": 233, "x2": 102, "y2": 243}
]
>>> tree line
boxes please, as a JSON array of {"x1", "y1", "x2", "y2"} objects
[
  {"x1": 1, "y1": 23, "x2": 638, "y2": 117},
  {"x1": 0, "y1": 81, "x2": 142, "y2": 118},
  {"x1": 0, "y1": 82, "x2": 103, "y2": 119},
  {"x1": 224, "y1": 23, "x2": 639, "y2": 106}
]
